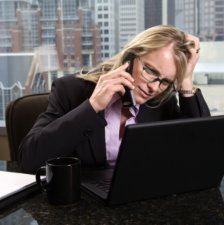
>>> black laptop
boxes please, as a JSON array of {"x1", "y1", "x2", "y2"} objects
[{"x1": 81, "y1": 115, "x2": 224, "y2": 205}]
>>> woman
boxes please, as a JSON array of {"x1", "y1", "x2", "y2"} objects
[{"x1": 19, "y1": 25, "x2": 210, "y2": 173}]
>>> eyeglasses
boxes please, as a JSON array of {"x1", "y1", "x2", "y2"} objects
[{"x1": 138, "y1": 57, "x2": 175, "y2": 91}]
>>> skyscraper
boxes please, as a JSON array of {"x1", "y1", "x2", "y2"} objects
[
  {"x1": 144, "y1": 0, "x2": 175, "y2": 29},
  {"x1": 118, "y1": 0, "x2": 145, "y2": 50},
  {"x1": 145, "y1": 0, "x2": 162, "y2": 28},
  {"x1": 0, "y1": 0, "x2": 40, "y2": 52},
  {"x1": 0, "y1": 0, "x2": 101, "y2": 68},
  {"x1": 175, "y1": 0, "x2": 224, "y2": 41},
  {"x1": 94, "y1": 0, "x2": 117, "y2": 60}
]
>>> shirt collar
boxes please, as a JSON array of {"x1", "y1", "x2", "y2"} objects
[{"x1": 106, "y1": 94, "x2": 140, "y2": 116}]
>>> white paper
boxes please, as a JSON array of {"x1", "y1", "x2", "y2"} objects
[{"x1": 0, "y1": 171, "x2": 36, "y2": 200}]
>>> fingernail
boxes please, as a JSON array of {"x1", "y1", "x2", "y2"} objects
[{"x1": 125, "y1": 61, "x2": 130, "y2": 66}]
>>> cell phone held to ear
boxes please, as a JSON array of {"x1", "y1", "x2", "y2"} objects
[{"x1": 122, "y1": 57, "x2": 136, "y2": 107}]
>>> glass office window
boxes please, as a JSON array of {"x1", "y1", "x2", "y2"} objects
[{"x1": 0, "y1": 0, "x2": 224, "y2": 126}]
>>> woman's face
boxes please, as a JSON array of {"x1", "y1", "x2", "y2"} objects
[{"x1": 132, "y1": 44, "x2": 177, "y2": 105}]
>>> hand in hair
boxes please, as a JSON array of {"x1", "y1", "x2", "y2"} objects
[{"x1": 178, "y1": 34, "x2": 200, "y2": 95}]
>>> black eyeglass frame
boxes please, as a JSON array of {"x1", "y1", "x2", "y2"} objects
[{"x1": 138, "y1": 57, "x2": 176, "y2": 91}]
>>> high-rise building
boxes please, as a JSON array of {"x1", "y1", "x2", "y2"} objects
[
  {"x1": 175, "y1": 0, "x2": 224, "y2": 41},
  {"x1": 94, "y1": 0, "x2": 146, "y2": 57},
  {"x1": 39, "y1": 0, "x2": 101, "y2": 71},
  {"x1": 144, "y1": 0, "x2": 175, "y2": 29},
  {"x1": 94, "y1": 0, "x2": 116, "y2": 60},
  {"x1": 0, "y1": 0, "x2": 101, "y2": 68},
  {"x1": 118, "y1": 0, "x2": 145, "y2": 50},
  {"x1": 39, "y1": 0, "x2": 58, "y2": 46},
  {"x1": 0, "y1": 0, "x2": 40, "y2": 52},
  {"x1": 85, "y1": 0, "x2": 148, "y2": 58},
  {"x1": 145, "y1": 0, "x2": 162, "y2": 28}
]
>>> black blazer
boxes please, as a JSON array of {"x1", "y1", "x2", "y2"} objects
[{"x1": 19, "y1": 75, "x2": 210, "y2": 173}]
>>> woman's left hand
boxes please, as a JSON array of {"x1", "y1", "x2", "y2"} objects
[{"x1": 178, "y1": 34, "x2": 200, "y2": 94}]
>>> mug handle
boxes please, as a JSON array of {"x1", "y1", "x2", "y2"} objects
[{"x1": 36, "y1": 166, "x2": 47, "y2": 192}]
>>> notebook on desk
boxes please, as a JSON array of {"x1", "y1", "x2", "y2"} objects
[
  {"x1": 81, "y1": 115, "x2": 224, "y2": 205},
  {"x1": 0, "y1": 171, "x2": 39, "y2": 209}
]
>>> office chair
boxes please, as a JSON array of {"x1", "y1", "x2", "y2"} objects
[{"x1": 6, "y1": 93, "x2": 49, "y2": 161}]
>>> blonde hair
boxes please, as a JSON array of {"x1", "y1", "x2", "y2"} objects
[{"x1": 78, "y1": 25, "x2": 195, "y2": 106}]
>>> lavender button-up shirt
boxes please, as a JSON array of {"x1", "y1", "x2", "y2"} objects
[{"x1": 104, "y1": 95, "x2": 139, "y2": 161}]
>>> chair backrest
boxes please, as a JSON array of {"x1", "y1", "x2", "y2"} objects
[{"x1": 6, "y1": 93, "x2": 49, "y2": 161}]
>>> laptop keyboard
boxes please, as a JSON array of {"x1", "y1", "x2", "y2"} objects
[
  {"x1": 88, "y1": 177, "x2": 111, "y2": 193},
  {"x1": 81, "y1": 167, "x2": 114, "y2": 194}
]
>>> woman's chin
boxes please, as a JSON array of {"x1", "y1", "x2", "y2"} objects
[{"x1": 135, "y1": 96, "x2": 149, "y2": 105}]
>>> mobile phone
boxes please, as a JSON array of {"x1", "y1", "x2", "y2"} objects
[{"x1": 122, "y1": 56, "x2": 136, "y2": 107}]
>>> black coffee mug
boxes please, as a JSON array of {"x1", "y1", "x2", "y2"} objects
[{"x1": 36, "y1": 157, "x2": 81, "y2": 205}]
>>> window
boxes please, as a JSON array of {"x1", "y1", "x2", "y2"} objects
[{"x1": 0, "y1": 0, "x2": 224, "y2": 126}]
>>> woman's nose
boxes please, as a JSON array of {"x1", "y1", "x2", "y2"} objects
[{"x1": 147, "y1": 80, "x2": 160, "y2": 92}]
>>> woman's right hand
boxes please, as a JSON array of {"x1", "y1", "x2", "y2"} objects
[{"x1": 89, "y1": 62, "x2": 135, "y2": 113}]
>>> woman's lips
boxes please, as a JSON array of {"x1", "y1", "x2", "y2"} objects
[{"x1": 137, "y1": 86, "x2": 152, "y2": 99}]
